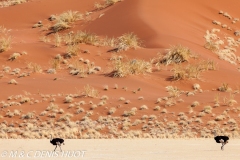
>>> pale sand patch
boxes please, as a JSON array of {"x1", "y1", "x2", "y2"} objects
[{"x1": 0, "y1": 139, "x2": 240, "y2": 160}]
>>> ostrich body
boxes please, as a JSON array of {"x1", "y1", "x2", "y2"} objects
[
  {"x1": 50, "y1": 134, "x2": 65, "y2": 152},
  {"x1": 214, "y1": 132, "x2": 229, "y2": 150}
]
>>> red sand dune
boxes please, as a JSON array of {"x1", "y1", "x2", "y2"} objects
[{"x1": 1, "y1": 0, "x2": 240, "y2": 138}]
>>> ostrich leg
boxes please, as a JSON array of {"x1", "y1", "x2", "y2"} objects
[
  {"x1": 59, "y1": 144, "x2": 62, "y2": 152},
  {"x1": 54, "y1": 145, "x2": 57, "y2": 152},
  {"x1": 221, "y1": 143, "x2": 225, "y2": 150}
]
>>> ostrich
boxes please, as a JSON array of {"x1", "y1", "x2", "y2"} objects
[
  {"x1": 214, "y1": 131, "x2": 229, "y2": 150},
  {"x1": 50, "y1": 134, "x2": 65, "y2": 152}
]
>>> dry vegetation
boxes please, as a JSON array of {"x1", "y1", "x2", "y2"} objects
[
  {"x1": 1, "y1": 1, "x2": 240, "y2": 140},
  {"x1": 0, "y1": 26, "x2": 11, "y2": 52},
  {"x1": 0, "y1": 0, "x2": 27, "y2": 8},
  {"x1": 204, "y1": 11, "x2": 240, "y2": 65},
  {"x1": 108, "y1": 55, "x2": 152, "y2": 77}
]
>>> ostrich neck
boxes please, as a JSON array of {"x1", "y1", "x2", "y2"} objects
[{"x1": 50, "y1": 134, "x2": 53, "y2": 141}]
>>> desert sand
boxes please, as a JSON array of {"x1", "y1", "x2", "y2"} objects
[
  {"x1": 1, "y1": 139, "x2": 240, "y2": 160},
  {"x1": 1, "y1": 0, "x2": 240, "y2": 158}
]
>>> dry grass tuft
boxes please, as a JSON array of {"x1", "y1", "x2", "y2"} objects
[
  {"x1": 161, "y1": 45, "x2": 192, "y2": 65},
  {"x1": 8, "y1": 52, "x2": 21, "y2": 61},
  {"x1": 0, "y1": 0, "x2": 27, "y2": 7},
  {"x1": 27, "y1": 62, "x2": 42, "y2": 73},
  {"x1": 109, "y1": 56, "x2": 152, "y2": 77},
  {"x1": 9, "y1": 79, "x2": 18, "y2": 85},
  {"x1": 94, "y1": 0, "x2": 121, "y2": 10},
  {"x1": 171, "y1": 60, "x2": 216, "y2": 80},
  {"x1": 218, "y1": 83, "x2": 231, "y2": 92},
  {"x1": 64, "y1": 31, "x2": 100, "y2": 46},
  {"x1": 0, "y1": 36, "x2": 11, "y2": 52},
  {"x1": 50, "y1": 11, "x2": 83, "y2": 32},
  {"x1": 82, "y1": 84, "x2": 99, "y2": 98},
  {"x1": 116, "y1": 32, "x2": 141, "y2": 51}
]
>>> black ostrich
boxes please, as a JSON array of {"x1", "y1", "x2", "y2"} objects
[
  {"x1": 50, "y1": 134, "x2": 65, "y2": 152},
  {"x1": 214, "y1": 131, "x2": 229, "y2": 150}
]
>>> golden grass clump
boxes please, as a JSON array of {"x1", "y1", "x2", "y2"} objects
[
  {"x1": 50, "y1": 11, "x2": 82, "y2": 32},
  {"x1": 0, "y1": 36, "x2": 11, "y2": 53},
  {"x1": 64, "y1": 31, "x2": 100, "y2": 46},
  {"x1": 82, "y1": 84, "x2": 99, "y2": 98},
  {"x1": 0, "y1": 0, "x2": 27, "y2": 7},
  {"x1": 9, "y1": 79, "x2": 18, "y2": 85},
  {"x1": 8, "y1": 52, "x2": 21, "y2": 61},
  {"x1": 161, "y1": 45, "x2": 192, "y2": 65},
  {"x1": 204, "y1": 41, "x2": 219, "y2": 52},
  {"x1": 94, "y1": 0, "x2": 120, "y2": 10},
  {"x1": 58, "y1": 10, "x2": 83, "y2": 23},
  {"x1": 165, "y1": 86, "x2": 181, "y2": 98},
  {"x1": 116, "y1": 32, "x2": 141, "y2": 51},
  {"x1": 65, "y1": 44, "x2": 80, "y2": 57},
  {"x1": 27, "y1": 62, "x2": 42, "y2": 73},
  {"x1": 51, "y1": 21, "x2": 70, "y2": 33},
  {"x1": 218, "y1": 83, "x2": 231, "y2": 92},
  {"x1": 171, "y1": 60, "x2": 216, "y2": 80},
  {"x1": 109, "y1": 56, "x2": 152, "y2": 77}
]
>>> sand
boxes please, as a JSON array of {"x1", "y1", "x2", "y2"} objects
[
  {"x1": 1, "y1": 139, "x2": 240, "y2": 160},
  {"x1": 1, "y1": 1, "x2": 240, "y2": 158}
]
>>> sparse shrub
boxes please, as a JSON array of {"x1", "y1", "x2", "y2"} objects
[
  {"x1": 64, "y1": 31, "x2": 99, "y2": 46},
  {"x1": 195, "y1": 118, "x2": 203, "y2": 123},
  {"x1": 123, "y1": 110, "x2": 135, "y2": 117},
  {"x1": 94, "y1": 0, "x2": 121, "y2": 10},
  {"x1": 132, "y1": 119, "x2": 141, "y2": 126},
  {"x1": 103, "y1": 85, "x2": 109, "y2": 91},
  {"x1": 204, "y1": 41, "x2": 219, "y2": 52},
  {"x1": 54, "y1": 33, "x2": 62, "y2": 47},
  {"x1": 215, "y1": 115, "x2": 225, "y2": 121},
  {"x1": 154, "y1": 106, "x2": 161, "y2": 111},
  {"x1": 218, "y1": 83, "x2": 231, "y2": 92},
  {"x1": 21, "y1": 112, "x2": 35, "y2": 119},
  {"x1": 101, "y1": 95, "x2": 109, "y2": 100},
  {"x1": 40, "y1": 111, "x2": 47, "y2": 116},
  {"x1": 50, "y1": 10, "x2": 83, "y2": 32},
  {"x1": 58, "y1": 109, "x2": 64, "y2": 114},
  {"x1": 0, "y1": 36, "x2": 11, "y2": 52},
  {"x1": 193, "y1": 83, "x2": 201, "y2": 90},
  {"x1": 124, "y1": 100, "x2": 130, "y2": 104},
  {"x1": 161, "y1": 109, "x2": 167, "y2": 113},
  {"x1": 141, "y1": 115, "x2": 148, "y2": 120},
  {"x1": 32, "y1": 21, "x2": 43, "y2": 28},
  {"x1": 108, "y1": 107, "x2": 116, "y2": 115},
  {"x1": 8, "y1": 52, "x2": 21, "y2": 61},
  {"x1": 203, "y1": 106, "x2": 212, "y2": 114},
  {"x1": 65, "y1": 44, "x2": 80, "y2": 57},
  {"x1": 27, "y1": 62, "x2": 42, "y2": 73},
  {"x1": 82, "y1": 84, "x2": 99, "y2": 98},
  {"x1": 64, "y1": 96, "x2": 73, "y2": 103},
  {"x1": 109, "y1": 57, "x2": 152, "y2": 77},
  {"x1": 228, "y1": 118, "x2": 236, "y2": 124},
  {"x1": 51, "y1": 21, "x2": 70, "y2": 32},
  {"x1": 9, "y1": 79, "x2": 17, "y2": 85},
  {"x1": 197, "y1": 112, "x2": 206, "y2": 117},
  {"x1": 116, "y1": 32, "x2": 141, "y2": 51},
  {"x1": 191, "y1": 101, "x2": 200, "y2": 107},
  {"x1": 165, "y1": 86, "x2": 181, "y2": 98},
  {"x1": 47, "y1": 68, "x2": 56, "y2": 74},
  {"x1": 149, "y1": 115, "x2": 157, "y2": 120},
  {"x1": 90, "y1": 104, "x2": 97, "y2": 110},
  {"x1": 160, "y1": 45, "x2": 192, "y2": 65},
  {"x1": 140, "y1": 105, "x2": 148, "y2": 110},
  {"x1": 46, "y1": 103, "x2": 58, "y2": 111},
  {"x1": 76, "y1": 107, "x2": 85, "y2": 114},
  {"x1": 20, "y1": 97, "x2": 30, "y2": 104}
]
